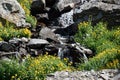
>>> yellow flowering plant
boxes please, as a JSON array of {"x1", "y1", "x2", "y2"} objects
[
  {"x1": 78, "y1": 48, "x2": 120, "y2": 70},
  {"x1": 75, "y1": 22, "x2": 120, "y2": 70},
  {"x1": 17, "y1": 0, "x2": 37, "y2": 27},
  {"x1": 0, "y1": 55, "x2": 72, "y2": 80}
]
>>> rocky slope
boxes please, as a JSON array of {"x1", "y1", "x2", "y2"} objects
[{"x1": 0, "y1": 0, "x2": 120, "y2": 79}]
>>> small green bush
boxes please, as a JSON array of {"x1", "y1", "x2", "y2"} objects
[
  {"x1": 0, "y1": 26, "x2": 31, "y2": 41},
  {"x1": 78, "y1": 49, "x2": 120, "y2": 70},
  {"x1": 0, "y1": 55, "x2": 72, "y2": 80},
  {"x1": 75, "y1": 22, "x2": 120, "y2": 70},
  {"x1": 75, "y1": 22, "x2": 119, "y2": 53},
  {"x1": 17, "y1": 0, "x2": 37, "y2": 27}
]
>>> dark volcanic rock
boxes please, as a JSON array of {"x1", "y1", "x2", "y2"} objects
[{"x1": 73, "y1": 1, "x2": 120, "y2": 27}]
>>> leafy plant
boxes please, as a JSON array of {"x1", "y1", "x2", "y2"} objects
[
  {"x1": 0, "y1": 26, "x2": 31, "y2": 41},
  {"x1": 78, "y1": 49, "x2": 120, "y2": 70},
  {"x1": 17, "y1": 0, "x2": 37, "y2": 27},
  {"x1": 0, "y1": 55, "x2": 72, "y2": 80},
  {"x1": 75, "y1": 22, "x2": 119, "y2": 54},
  {"x1": 75, "y1": 22, "x2": 120, "y2": 70}
]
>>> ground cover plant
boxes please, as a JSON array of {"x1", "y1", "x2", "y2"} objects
[
  {"x1": 75, "y1": 22, "x2": 120, "y2": 70},
  {"x1": 0, "y1": 55, "x2": 72, "y2": 80}
]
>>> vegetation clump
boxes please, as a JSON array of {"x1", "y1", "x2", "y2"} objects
[
  {"x1": 75, "y1": 22, "x2": 120, "y2": 70},
  {"x1": 0, "y1": 55, "x2": 72, "y2": 80}
]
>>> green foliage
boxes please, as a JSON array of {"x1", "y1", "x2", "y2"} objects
[
  {"x1": 78, "y1": 49, "x2": 120, "y2": 70},
  {"x1": 17, "y1": 0, "x2": 37, "y2": 27},
  {"x1": 0, "y1": 55, "x2": 72, "y2": 80},
  {"x1": 75, "y1": 22, "x2": 120, "y2": 70},
  {"x1": 26, "y1": 15, "x2": 37, "y2": 28},
  {"x1": 0, "y1": 26, "x2": 31, "y2": 41},
  {"x1": 75, "y1": 22, "x2": 119, "y2": 53}
]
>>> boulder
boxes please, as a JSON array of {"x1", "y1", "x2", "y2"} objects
[
  {"x1": 39, "y1": 27, "x2": 59, "y2": 42},
  {"x1": 0, "y1": 41, "x2": 16, "y2": 52},
  {"x1": 73, "y1": 1, "x2": 120, "y2": 27},
  {"x1": 0, "y1": 0, "x2": 30, "y2": 27},
  {"x1": 54, "y1": 22, "x2": 78, "y2": 36},
  {"x1": 27, "y1": 39, "x2": 49, "y2": 49}
]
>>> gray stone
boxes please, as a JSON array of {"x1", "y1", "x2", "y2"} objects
[
  {"x1": 39, "y1": 27, "x2": 59, "y2": 42},
  {"x1": 73, "y1": 1, "x2": 120, "y2": 27},
  {"x1": 21, "y1": 37, "x2": 29, "y2": 43},
  {"x1": 90, "y1": 0, "x2": 120, "y2": 4},
  {"x1": 27, "y1": 39, "x2": 49, "y2": 49},
  {"x1": 0, "y1": 56, "x2": 11, "y2": 61},
  {"x1": 47, "y1": 69, "x2": 120, "y2": 80},
  {"x1": 0, "y1": 0, "x2": 30, "y2": 27}
]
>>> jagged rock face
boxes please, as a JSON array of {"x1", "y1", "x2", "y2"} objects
[
  {"x1": 0, "y1": 0, "x2": 30, "y2": 27},
  {"x1": 73, "y1": 1, "x2": 120, "y2": 27},
  {"x1": 47, "y1": 69, "x2": 120, "y2": 80}
]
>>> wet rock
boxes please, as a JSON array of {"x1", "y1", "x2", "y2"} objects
[
  {"x1": 73, "y1": 1, "x2": 120, "y2": 27},
  {"x1": 0, "y1": 0, "x2": 30, "y2": 27},
  {"x1": 27, "y1": 39, "x2": 49, "y2": 49}
]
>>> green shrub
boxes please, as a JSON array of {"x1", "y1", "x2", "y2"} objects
[
  {"x1": 75, "y1": 22, "x2": 119, "y2": 53},
  {"x1": 0, "y1": 55, "x2": 72, "y2": 80},
  {"x1": 17, "y1": 0, "x2": 37, "y2": 27},
  {"x1": 78, "y1": 49, "x2": 120, "y2": 70},
  {"x1": 0, "y1": 26, "x2": 31, "y2": 41},
  {"x1": 75, "y1": 22, "x2": 120, "y2": 70}
]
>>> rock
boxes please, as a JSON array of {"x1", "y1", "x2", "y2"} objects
[
  {"x1": 0, "y1": 51, "x2": 17, "y2": 58},
  {"x1": 73, "y1": 1, "x2": 120, "y2": 27},
  {"x1": 44, "y1": 44, "x2": 58, "y2": 55},
  {"x1": 31, "y1": 0, "x2": 78, "y2": 18},
  {"x1": 54, "y1": 23, "x2": 78, "y2": 36},
  {"x1": 47, "y1": 69, "x2": 120, "y2": 80},
  {"x1": 30, "y1": 0, "x2": 51, "y2": 16},
  {"x1": 58, "y1": 10, "x2": 74, "y2": 27},
  {"x1": 39, "y1": 27, "x2": 59, "y2": 42},
  {"x1": 0, "y1": 41, "x2": 15, "y2": 52},
  {"x1": 91, "y1": 0, "x2": 120, "y2": 4},
  {"x1": 21, "y1": 37, "x2": 29, "y2": 43},
  {"x1": 27, "y1": 39, "x2": 49, "y2": 49},
  {"x1": 0, "y1": 0, "x2": 30, "y2": 27},
  {"x1": 0, "y1": 56, "x2": 11, "y2": 61},
  {"x1": 19, "y1": 47, "x2": 27, "y2": 57}
]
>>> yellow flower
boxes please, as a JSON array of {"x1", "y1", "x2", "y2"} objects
[
  {"x1": 17, "y1": 78, "x2": 20, "y2": 80},
  {"x1": 11, "y1": 76, "x2": 15, "y2": 79},
  {"x1": 15, "y1": 74, "x2": 17, "y2": 77}
]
